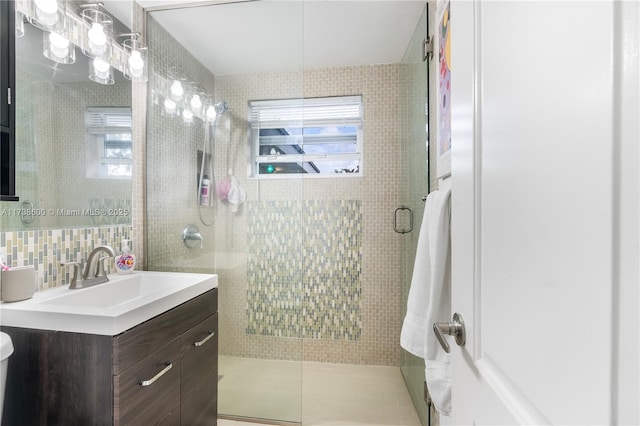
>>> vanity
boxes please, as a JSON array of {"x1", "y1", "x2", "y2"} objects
[{"x1": 0, "y1": 272, "x2": 218, "y2": 425}]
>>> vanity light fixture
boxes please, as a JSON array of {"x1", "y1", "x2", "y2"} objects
[
  {"x1": 18, "y1": 0, "x2": 147, "y2": 86},
  {"x1": 29, "y1": 0, "x2": 64, "y2": 31},
  {"x1": 120, "y1": 33, "x2": 148, "y2": 83},
  {"x1": 43, "y1": 30, "x2": 75, "y2": 64},
  {"x1": 80, "y1": 3, "x2": 113, "y2": 60}
]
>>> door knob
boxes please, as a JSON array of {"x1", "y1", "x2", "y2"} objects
[{"x1": 433, "y1": 313, "x2": 466, "y2": 353}]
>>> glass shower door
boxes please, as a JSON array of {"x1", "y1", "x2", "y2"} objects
[
  {"x1": 399, "y1": 4, "x2": 430, "y2": 426},
  {"x1": 145, "y1": 1, "x2": 305, "y2": 424}
]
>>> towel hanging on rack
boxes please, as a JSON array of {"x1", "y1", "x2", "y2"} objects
[{"x1": 400, "y1": 188, "x2": 452, "y2": 415}]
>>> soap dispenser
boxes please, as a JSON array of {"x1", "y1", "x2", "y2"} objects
[{"x1": 115, "y1": 240, "x2": 136, "y2": 274}]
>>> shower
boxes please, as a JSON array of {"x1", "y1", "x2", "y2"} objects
[
  {"x1": 198, "y1": 100, "x2": 229, "y2": 226},
  {"x1": 145, "y1": 1, "x2": 428, "y2": 424}
]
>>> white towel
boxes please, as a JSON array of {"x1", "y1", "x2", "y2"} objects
[
  {"x1": 423, "y1": 188, "x2": 452, "y2": 416},
  {"x1": 399, "y1": 188, "x2": 452, "y2": 415}
]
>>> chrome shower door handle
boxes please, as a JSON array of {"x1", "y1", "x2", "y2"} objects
[
  {"x1": 393, "y1": 205, "x2": 413, "y2": 234},
  {"x1": 433, "y1": 313, "x2": 466, "y2": 353}
]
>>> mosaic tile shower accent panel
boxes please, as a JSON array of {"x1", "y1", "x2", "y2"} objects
[{"x1": 247, "y1": 200, "x2": 362, "y2": 340}]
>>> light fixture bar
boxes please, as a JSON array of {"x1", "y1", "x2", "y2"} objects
[{"x1": 15, "y1": 0, "x2": 131, "y2": 77}]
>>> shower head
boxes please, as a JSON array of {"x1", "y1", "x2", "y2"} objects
[
  {"x1": 205, "y1": 100, "x2": 229, "y2": 123},
  {"x1": 214, "y1": 101, "x2": 228, "y2": 115}
]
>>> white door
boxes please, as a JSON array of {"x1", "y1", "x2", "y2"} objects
[{"x1": 447, "y1": 1, "x2": 639, "y2": 425}]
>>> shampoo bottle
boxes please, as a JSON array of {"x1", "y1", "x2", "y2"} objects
[
  {"x1": 115, "y1": 240, "x2": 136, "y2": 274},
  {"x1": 200, "y1": 175, "x2": 211, "y2": 206}
]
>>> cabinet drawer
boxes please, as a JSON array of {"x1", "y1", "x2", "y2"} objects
[
  {"x1": 115, "y1": 337, "x2": 181, "y2": 425},
  {"x1": 181, "y1": 314, "x2": 218, "y2": 426}
]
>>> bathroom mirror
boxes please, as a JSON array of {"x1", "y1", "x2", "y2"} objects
[{"x1": 0, "y1": 3, "x2": 132, "y2": 231}]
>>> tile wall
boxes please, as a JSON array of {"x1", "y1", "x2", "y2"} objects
[
  {"x1": 246, "y1": 200, "x2": 362, "y2": 340},
  {"x1": 144, "y1": 14, "x2": 216, "y2": 274},
  {"x1": 214, "y1": 65, "x2": 404, "y2": 365},
  {"x1": 0, "y1": 225, "x2": 131, "y2": 290}
]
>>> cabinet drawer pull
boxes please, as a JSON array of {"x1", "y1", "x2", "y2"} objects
[
  {"x1": 194, "y1": 331, "x2": 215, "y2": 347},
  {"x1": 139, "y1": 362, "x2": 173, "y2": 387}
]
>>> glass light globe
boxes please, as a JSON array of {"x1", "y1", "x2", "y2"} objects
[
  {"x1": 88, "y1": 23, "x2": 106, "y2": 45},
  {"x1": 34, "y1": 0, "x2": 59, "y2": 26},
  {"x1": 205, "y1": 105, "x2": 217, "y2": 122},
  {"x1": 170, "y1": 80, "x2": 184, "y2": 101},
  {"x1": 87, "y1": 22, "x2": 107, "y2": 55},
  {"x1": 93, "y1": 58, "x2": 110, "y2": 79},
  {"x1": 35, "y1": 0, "x2": 58, "y2": 14},
  {"x1": 190, "y1": 94, "x2": 202, "y2": 113},
  {"x1": 49, "y1": 31, "x2": 69, "y2": 58},
  {"x1": 182, "y1": 109, "x2": 194, "y2": 123},
  {"x1": 164, "y1": 98, "x2": 177, "y2": 114},
  {"x1": 128, "y1": 51, "x2": 144, "y2": 78}
]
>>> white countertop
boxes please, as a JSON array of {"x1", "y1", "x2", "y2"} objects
[{"x1": 0, "y1": 271, "x2": 218, "y2": 336}]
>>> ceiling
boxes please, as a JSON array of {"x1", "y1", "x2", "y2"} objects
[{"x1": 106, "y1": 0, "x2": 427, "y2": 76}]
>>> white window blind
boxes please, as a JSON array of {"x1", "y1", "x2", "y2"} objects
[
  {"x1": 250, "y1": 96, "x2": 363, "y2": 128},
  {"x1": 85, "y1": 107, "x2": 132, "y2": 134}
]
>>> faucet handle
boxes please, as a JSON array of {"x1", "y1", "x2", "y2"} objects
[
  {"x1": 183, "y1": 224, "x2": 204, "y2": 250},
  {"x1": 61, "y1": 261, "x2": 81, "y2": 289},
  {"x1": 97, "y1": 256, "x2": 112, "y2": 277}
]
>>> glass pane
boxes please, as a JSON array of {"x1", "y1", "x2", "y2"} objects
[
  {"x1": 104, "y1": 138, "x2": 132, "y2": 159},
  {"x1": 399, "y1": 4, "x2": 431, "y2": 426},
  {"x1": 147, "y1": 1, "x2": 304, "y2": 424}
]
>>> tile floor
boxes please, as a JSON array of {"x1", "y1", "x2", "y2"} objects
[{"x1": 218, "y1": 356, "x2": 422, "y2": 426}]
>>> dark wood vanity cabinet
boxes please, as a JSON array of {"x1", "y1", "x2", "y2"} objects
[{"x1": 1, "y1": 288, "x2": 218, "y2": 426}]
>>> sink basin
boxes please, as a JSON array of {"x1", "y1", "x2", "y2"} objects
[
  {"x1": 39, "y1": 274, "x2": 187, "y2": 309},
  {"x1": 0, "y1": 271, "x2": 217, "y2": 336}
]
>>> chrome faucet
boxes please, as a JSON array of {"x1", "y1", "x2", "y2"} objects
[
  {"x1": 61, "y1": 245, "x2": 117, "y2": 289},
  {"x1": 83, "y1": 245, "x2": 117, "y2": 280}
]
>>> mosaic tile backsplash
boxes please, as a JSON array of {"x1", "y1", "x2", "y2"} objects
[
  {"x1": 246, "y1": 200, "x2": 362, "y2": 340},
  {"x1": 0, "y1": 225, "x2": 132, "y2": 291}
]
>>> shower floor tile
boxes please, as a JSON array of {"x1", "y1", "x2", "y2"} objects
[{"x1": 219, "y1": 356, "x2": 421, "y2": 426}]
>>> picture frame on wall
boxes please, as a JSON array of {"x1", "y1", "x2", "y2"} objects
[{"x1": 436, "y1": 0, "x2": 451, "y2": 178}]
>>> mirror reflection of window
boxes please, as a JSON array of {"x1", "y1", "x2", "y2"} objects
[{"x1": 85, "y1": 107, "x2": 132, "y2": 179}]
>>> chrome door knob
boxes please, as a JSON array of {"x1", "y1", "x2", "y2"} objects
[{"x1": 433, "y1": 313, "x2": 466, "y2": 353}]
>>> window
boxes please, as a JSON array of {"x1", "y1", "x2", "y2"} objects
[
  {"x1": 249, "y1": 96, "x2": 362, "y2": 177},
  {"x1": 85, "y1": 107, "x2": 132, "y2": 179}
]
